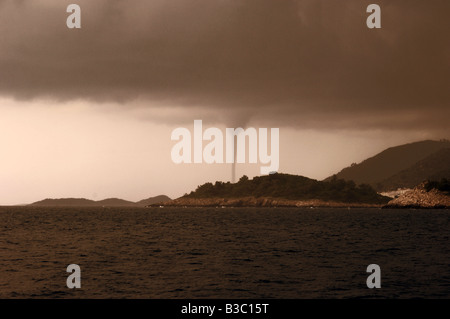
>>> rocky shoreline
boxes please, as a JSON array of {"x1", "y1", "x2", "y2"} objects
[
  {"x1": 149, "y1": 196, "x2": 385, "y2": 208},
  {"x1": 383, "y1": 183, "x2": 450, "y2": 209}
]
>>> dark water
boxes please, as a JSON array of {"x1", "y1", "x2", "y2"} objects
[{"x1": 0, "y1": 206, "x2": 449, "y2": 298}]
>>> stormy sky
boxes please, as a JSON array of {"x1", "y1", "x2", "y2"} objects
[{"x1": 0, "y1": 0, "x2": 449, "y2": 204}]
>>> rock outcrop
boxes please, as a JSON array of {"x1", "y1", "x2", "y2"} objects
[{"x1": 383, "y1": 182, "x2": 450, "y2": 208}]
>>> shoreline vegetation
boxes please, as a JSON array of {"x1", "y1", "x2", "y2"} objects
[
  {"x1": 152, "y1": 173, "x2": 391, "y2": 208},
  {"x1": 153, "y1": 174, "x2": 450, "y2": 209},
  {"x1": 152, "y1": 196, "x2": 385, "y2": 208},
  {"x1": 26, "y1": 176, "x2": 450, "y2": 210}
]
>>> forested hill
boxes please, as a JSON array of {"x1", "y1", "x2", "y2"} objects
[
  {"x1": 184, "y1": 173, "x2": 389, "y2": 204},
  {"x1": 327, "y1": 140, "x2": 450, "y2": 190},
  {"x1": 377, "y1": 148, "x2": 450, "y2": 191}
]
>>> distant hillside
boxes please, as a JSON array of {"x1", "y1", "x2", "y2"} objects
[
  {"x1": 135, "y1": 195, "x2": 171, "y2": 207},
  {"x1": 327, "y1": 140, "x2": 450, "y2": 191},
  {"x1": 96, "y1": 198, "x2": 136, "y2": 206},
  {"x1": 176, "y1": 173, "x2": 389, "y2": 205},
  {"x1": 30, "y1": 195, "x2": 172, "y2": 207},
  {"x1": 377, "y1": 148, "x2": 450, "y2": 191},
  {"x1": 31, "y1": 198, "x2": 97, "y2": 207}
]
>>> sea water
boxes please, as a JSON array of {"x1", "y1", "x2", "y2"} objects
[{"x1": 0, "y1": 207, "x2": 448, "y2": 298}]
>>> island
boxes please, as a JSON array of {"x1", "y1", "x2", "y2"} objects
[
  {"x1": 30, "y1": 195, "x2": 171, "y2": 207},
  {"x1": 150, "y1": 173, "x2": 390, "y2": 208}
]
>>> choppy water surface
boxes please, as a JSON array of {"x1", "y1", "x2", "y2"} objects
[{"x1": 0, "y1": 207, "x2": 449, "y2": 298}]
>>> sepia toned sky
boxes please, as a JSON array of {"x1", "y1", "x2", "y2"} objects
[{"x1": 0, "y1": 0, "x2": 449, "y2": 204}]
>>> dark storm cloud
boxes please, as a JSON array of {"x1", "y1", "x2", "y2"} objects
[{"x1": 0, "y1": 0, "x2": 449, "y2": 132}]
